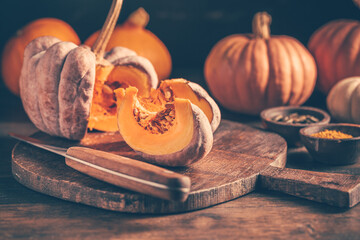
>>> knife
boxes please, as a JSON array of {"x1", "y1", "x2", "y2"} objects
[{"x1": 9, "y1": 133, "x2": 191, "y2": 202}]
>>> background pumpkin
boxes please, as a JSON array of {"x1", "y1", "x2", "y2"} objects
[
  {"x1": 1, "y1": 18, "x2": 80, "y2": 96},
  {"x1": 204, "y1": 12, "x2": 317, "y2": 115},
  {"x1": 308, "y1": 18, "x2": 360, "y2": 94},
  {"x1": 84, "y1": 7, "x2": 172, "y2": 80},
  {"x1": 327, "y1": 76, "x2": 360, "y2": 124}
]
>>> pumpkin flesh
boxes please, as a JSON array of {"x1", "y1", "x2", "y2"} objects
[
  {"x1": 117, "y1": 87, "x2": 194, "y2": 155},
  {"x1": 116, "y1": 84, "x2": 214, "y2": 167},
  {"x1": 88, "y1": 64, "x2": 152, "y2": 132}
]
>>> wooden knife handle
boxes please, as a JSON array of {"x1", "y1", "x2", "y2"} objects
[
  {"x1": 65, "y1": 146, "x2": 191, "y2": 202},
  {"x1": 259, "y1": 166, "x2": 360, "y2": 208}
]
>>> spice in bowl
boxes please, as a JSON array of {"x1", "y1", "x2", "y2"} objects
[
  {"x1": 272, "y1": 113, "x2": 320, "y2": 124},
  {"x1": 310, "y1": 129, "x2": 353, "y2": 139}
]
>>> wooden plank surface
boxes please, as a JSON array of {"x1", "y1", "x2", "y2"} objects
[{"x1": 2, "y1": 121, "x2": 360, "y2": 239}]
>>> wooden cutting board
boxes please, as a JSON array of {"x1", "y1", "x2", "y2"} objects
[{"x1": 11, "y1": 120, "x2": 360, "y2": 213}]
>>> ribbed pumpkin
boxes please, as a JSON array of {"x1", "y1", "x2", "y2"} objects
[
  {"x1": 84, "y1": 7, "x2": 172, "y2": 80},
  {"x1": 308, "y1": 19, "x2": 360, "y2": 94},
  {"x1": 204, "y1": 12, "x2": 317, "y2": 115},
  {"x1": 1, "y1": 18, "x2": 80, "y2": 96},
  {"x1": 19, "y1": 0, "x2": 158, "y2": 140}
]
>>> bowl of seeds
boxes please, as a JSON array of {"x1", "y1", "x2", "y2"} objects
[
  {"x1": 300, "y1": 124, "x2": 360, "y2": 165},
  {"x1": 260, "y1": 106, "x2": 331, "y2": 147}
]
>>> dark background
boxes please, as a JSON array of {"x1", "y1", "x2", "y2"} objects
[{"x1": 0, "y1": 0, "x2": 359, "y2": 120}]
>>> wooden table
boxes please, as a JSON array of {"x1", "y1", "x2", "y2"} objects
[{"x1": 1, "y1": 74, "x2": 360, "y2": 240}]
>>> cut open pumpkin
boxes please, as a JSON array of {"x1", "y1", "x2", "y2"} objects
[
  {"x1": 115, "y1": 82, "x2": 215, "y2": 167},
  {"x1": 88, "y1": 56, "x2": 158, "y2": 132}
]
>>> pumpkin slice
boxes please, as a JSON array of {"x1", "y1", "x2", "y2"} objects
[
  {"x1": 158, "y1": 79, "x2": 221, "y2": 132},
  {"x1": 116, "y1": 86, "x2": 213, "y2": 167}
]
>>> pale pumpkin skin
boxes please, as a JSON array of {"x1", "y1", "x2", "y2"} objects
[
  {"x1": 19, "y1": 36, "x2": 158, "y2": 140},
  {"x1": 327, "y1": 77, "x2": 360, "y2": 124},
  {"x1": 160, "y1": 79, "x2": 221, "y2": 132},
  {"x1": 204, "y1": 12, "x2": 317, "y2": 115},
  {"x1": 308, "y1": 20, "x2": 360, "y2": 94}
]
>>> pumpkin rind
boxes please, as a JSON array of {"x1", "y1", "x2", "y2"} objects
[
  {"x1": 59, "y1": 47, "x2": 96, "y2": 139},
  {"x1": 308, "y1": 20, "x2": 360, "y2": 94},
  {"x1": 204, "y1": 12, "x2": 317, "y2": 115},
  {"x1": 327, "y1": 77, "x2": 360, "y2": 124},
  {"x1": 1, "y1": 18, "x2": 80, "y2": 96},
  {"x1": 159, "y1": 79, "x2": 221, "y2": 132},
  {"x1": 20, "y1": 36, "x2": 96, "y2": 140}
]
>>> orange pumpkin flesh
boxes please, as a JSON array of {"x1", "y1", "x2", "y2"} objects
[
  {"x1": 88, "y1": 64, "x2": 153, "y2": 132},
  {"x1": 84, "y1": 7, "x2": 172, "y2": 80},
  {"x1": 1, "y1": 18, "x2": 80, "y2": 95},
  {"x1": 117, "y1": 87, "x2": 194, "y2": 155},
  {"x1": 116, "y1": 85, "x2": 213, "y2": 167}
]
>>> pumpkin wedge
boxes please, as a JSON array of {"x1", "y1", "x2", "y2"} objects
[{"x1": 116, "y1": 86, "x2": 213, "y2": 167}]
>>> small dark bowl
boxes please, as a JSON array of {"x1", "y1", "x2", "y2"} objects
[
  {"x1": 300, "y1": 124, "x2": 360, "y2": 165},
  {"x1": 260, "y1": 106, "x2": 331, "y2": 147}
]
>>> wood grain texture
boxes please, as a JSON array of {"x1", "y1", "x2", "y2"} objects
[
  {"x1": 260, "y1": 166, "x2": 360, "y2": 208},
  {"x1": 65, "y1": 147, "x2": 191, "y2": 201},
  {"x1": 11, "y1": 120, "x2": 287, "y2": 213}
]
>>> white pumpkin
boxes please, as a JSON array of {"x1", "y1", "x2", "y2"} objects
[{"x1": 327, "y1": 76, "x2": 360, "y2": 124}]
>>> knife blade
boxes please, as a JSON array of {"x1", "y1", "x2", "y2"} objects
[{"x1": 9, "y1": 133, "x2": 191, "y2": 202}]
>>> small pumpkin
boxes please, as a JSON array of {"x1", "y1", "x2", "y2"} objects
[
  {"x1": 308, "y1": 19, "x2": 360, "y2": 94},
  {"x1": 85, "y1": 7, "x2": 172, "y2": 80},
  {"x1": 327, "y1": 76, "x2": 360, "y2": 124},
  {"x1": 115, "y1": 79, "x2": 217, "y2": 166},
  {"x1": 19, "y1": 0, "x2": 158, "y2": 140},
  {"x1": 1, "y1": 18, "x2": 80, "y2": 96},
  {"x1": 204, "y1": 12, "x2": 317, "y2": 115}
]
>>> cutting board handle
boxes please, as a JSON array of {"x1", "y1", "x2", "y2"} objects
[{"x1": 259, "y1": 166, "x2": 360, "y2": 208}]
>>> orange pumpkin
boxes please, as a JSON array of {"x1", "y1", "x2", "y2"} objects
[
  {"x1": 1, "y1": 18, "x2": 80, "y2": 95},
  {"x1": 204, "y1": 12, "x2": 317, "y2": 115},
  {"x1": 308, "y1": 19, "x2": 360, "y2": 94},
  {"x1": 85, "y1": 7, "x2": 172, "y2": 80}
]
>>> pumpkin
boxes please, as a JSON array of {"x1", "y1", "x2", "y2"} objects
[
  {"x1": 204, "y1": 12, "x2": 317, "y2": 115},
  {"x1": 84, "y1": 7, "x2": 172, "y2": 80},
  {"x1": 19, "y1": 0, "x2": 158, "y2": 140},
  {"x1": 308, "y1": 19, "x2": 360, "y2": 94},
  {"x1": 327, "y1": 76, "x2": 360, "y2": 124},
  {"x1": 115, "y1": 79, "x2": 217, "y2": 166},
  {"x1": 1, "y1": 18, "x2": 80, "y2": 96}
]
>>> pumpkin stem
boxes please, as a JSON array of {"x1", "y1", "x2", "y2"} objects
[
  {"x1": 252, "y1": 12, "x2": 272, "y2": 39},
  {"x1": 126, "y1": 7, "x2": 150, "y2": 28},
  {"x1": 92, "y1": 0, "x2": 123, "y2": 59}
]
